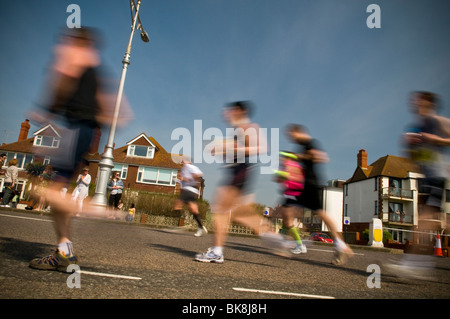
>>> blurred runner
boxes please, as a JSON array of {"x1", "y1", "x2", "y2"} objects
[
  {"x1": 274, "y1": 151, "x2": 307, "y2": 254},
  {"x1": 386, "y1": 91, "x2": 449, "y2": 280},
  {"x1": 286, "y1": 124, "x2": 354, "y2": 265},
  {"x1": 28, "y1": 27, "x2": 132, "y2": 272},
  {"x1": 195, "y1": 101, "x2": 285, "y2": 263},
  {"x1": 403, "y1": 91, "x2": 449, "y2": 229},
  {"x1": 174, "y1": 156, "x2": 207, "y2": 237}
]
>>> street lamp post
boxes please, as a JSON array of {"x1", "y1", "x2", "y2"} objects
[{"x1": 91, "y1": 0, "x2": 149, "y2": 206}]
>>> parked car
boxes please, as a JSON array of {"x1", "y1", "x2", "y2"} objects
[{"x1": 309, "y1": 232, "x2": 333, "y2": 243}]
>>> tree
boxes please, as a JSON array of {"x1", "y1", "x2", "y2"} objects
[{"x1": 24, "y1": 162, "x2": 46, "y2": 199}]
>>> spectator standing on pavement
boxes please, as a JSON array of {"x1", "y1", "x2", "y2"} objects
[
  {"x1": 0, "y1": 153, "x2": 6, "y2": 168},
  {"x1": 0, "y1": 158, "x2": 19, "y2": 207},
  {"x1": 72, "y1": 167, "x2": 91, "y2": 215},
  {"x1": 108, "y1": 171, "x2": 124, "y2": 209},
  {"x1": 126, "y1": 203, "x2": 136, "y2": 222}
]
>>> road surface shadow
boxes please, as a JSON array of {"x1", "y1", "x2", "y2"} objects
[{"x1": 0, "y1": 237, "x2": 55, "y2": 262}]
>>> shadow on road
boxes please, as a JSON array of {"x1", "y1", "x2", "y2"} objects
[{"x1": 0, "y1": 237, "x2": 55, "y2": 263}]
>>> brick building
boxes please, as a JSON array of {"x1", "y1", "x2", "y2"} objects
[{"x1": 0, "y1": 120, "x2": 204, "y2": 201}]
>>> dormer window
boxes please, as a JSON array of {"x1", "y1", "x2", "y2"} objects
[
  {"x1": 127, "y1": 145, "x2": 154, "y2": 158},
  {"x1": 34, "y1": 135, "x2": 60, "y2": 148}
]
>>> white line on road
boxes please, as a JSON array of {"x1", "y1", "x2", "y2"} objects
[
  {"x1": 308, "y1": 247, "x2": 364, "y2": 256},
  {"x1": 0, "y1": 213, "x2": 141, "y2": 281},
  {"x1": 0, "y1": 213, "x2": 53, "y2": 223},
  {"x1": 79, "y1": 270, "x2": 142, "y2": 281},
  {"x1": 233, "y1": 287, "x2": 335, "y2": 299}
]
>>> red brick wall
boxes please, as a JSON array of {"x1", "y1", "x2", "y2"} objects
[{"x1": 87, "y1": 162, "x2": 179, "y2": 195}]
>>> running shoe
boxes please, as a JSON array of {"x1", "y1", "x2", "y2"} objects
[
  {"x1": 260, "y1": 232, "x2": 291, "y2": 258},
  {"x1": 194, "y1": 226, "x2": 208, "y2": 237},
  {"x1": 29, "y1": 250, "x2": 79, "y2": 272},
  {"x1": 195, "y1": 248, "x2": 224, "y2": 263},
  {"x1": 331, "y1": 248, "x2": 353, "y2": 266},
  {"x1": 292, "y1": 244, "x2": 307, "y2": 254}
]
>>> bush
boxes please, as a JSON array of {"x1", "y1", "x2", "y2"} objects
[
  {"x1": 362, "y1": 228, "x2": 392, "y2": 243},
  {"x1": 120, "y1": 189, "x2": 210, "y2": 220},
  {"x1": 383, "y1": 230, "x2": 392, "y2": 243}
]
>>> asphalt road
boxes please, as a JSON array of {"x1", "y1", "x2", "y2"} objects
[{"x1": 1, "y1": 209, "x2": 449, "y2": 311}]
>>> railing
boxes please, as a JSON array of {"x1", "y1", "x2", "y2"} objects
[
  {"x1": 388, "y1": 212, "x2": 412, "y2": 224},
  {"x1": 382, "y1": 187, "x2": 413, "y2": 200},
  {"x1": 136, "y1": 213, "x2": 255, "y2": 235}
]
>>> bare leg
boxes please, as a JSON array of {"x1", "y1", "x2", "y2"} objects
[{"x1": 212, "y1": 186, "x2": 240, "y2": 247}]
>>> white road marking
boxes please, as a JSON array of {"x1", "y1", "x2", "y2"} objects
[
  {"x1": 308, "y1": 247, "x2": 364, "y2": 256},
  {"x1": 233, "y1": 287, "x2": 335, "y2": 299},
  {"x1": 0, "y1": 213, "x2": 141, "y2": 281},
  {"x1": 0, "y1": 213, "x2": 53, "y2": 223},
  {"x1": 79, "y1": 270, "x2": 142, "y2": 281}
]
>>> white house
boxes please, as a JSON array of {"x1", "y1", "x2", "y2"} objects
[
  {"x1": 321, "y1": 180, "x2": 345, "y2": 233},
  {"x1": 344, "y1": 149, "x2": 435, "y2": 245}
]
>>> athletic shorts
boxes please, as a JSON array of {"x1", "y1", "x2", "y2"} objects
[
  {"x1": 296, "y1": 184, "x2": 323, "y2": 211},
  {"x1": 51, "y1": 121, "x2": 96, "y2": 180},
  {"x1": 179, "y1": 189, "x2": 198, "y2": 203},
  {"x1": 282, "y1": 196, "x2": 302, "y2": 207},
  {"x1": 223, "y1": 162, "x2": 254, "y2": 191}
]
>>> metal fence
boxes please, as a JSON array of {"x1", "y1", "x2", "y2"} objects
[{"x1": 135, "y1": 212, "x2": 255, "y2": 235}]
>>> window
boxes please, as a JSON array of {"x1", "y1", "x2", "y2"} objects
[
  {"x1": 34, "y1": 135, "x2": 60, "y2": 148},
  {"x1": 374, "y1": 200, "x2": 378, "y2": 215},
  {"x1": 4, "y1": 152, "x2": 34, "y2": 169},
  {"x1": 137, "y1": 167, "x2": 178, "y2": 186},
  {"x1": 127, "y1": 145, "x2": 154, "y2": 158},
  {"x1": 0, "y1": 179, "x2": 25, "y2": 198},
  {"x1": 389, "y1": 229, "x2": 403, "y2": 243},
  {"x1": 388, "y1": 202, "x2": 404, "y2": 222},
  {"x1": 113, "y1": 164, "x2": 128, "y2": 179}
]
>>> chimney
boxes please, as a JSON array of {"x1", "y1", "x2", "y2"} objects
[
  {"x1": 18, "y1": 119, "x2": 30, "y2": 141},
  {"x1": 357, "y1": 149, "x2": 368, "y2": 169},
  {"x1": 89, "y1": 127, "x2": 102, "y2": 154}
]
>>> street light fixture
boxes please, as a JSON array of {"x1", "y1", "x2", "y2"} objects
[{"x1": 91, "y1": 0, "x2": 149, "y2": 206}]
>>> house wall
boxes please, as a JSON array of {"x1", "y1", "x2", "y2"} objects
[
  {"x1": 379, "y1": 175, "x2": 420, "y2": 227},
  {"x1": 87, "y1": 162, "x2": 179, "y2": 195},
  {"x1": 345, "y1": 178, "x2": 378, "y2": 223},
  {"x1": 322, "y1": 187, "x2": 343, "y2": 233}
]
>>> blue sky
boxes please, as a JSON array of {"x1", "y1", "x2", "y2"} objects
[{"x1": 0, "y1": 0, "x2": 449, "y2": 207}]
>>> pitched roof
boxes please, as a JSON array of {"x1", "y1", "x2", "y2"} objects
[
  {"x1": 0, "y1": 123, "x2": 62, "y2": 154},
  {"x1": 33, "y1": 124, "x2": 61, "y2": 138},
  {"x1": 126, "y1": 133, "x2": 157, "y2": 148},
  {"x1": 88, "y1": 133, "x2": 182, "y2": 170},
  {"x1": 0, "y1": 137, "x2": 35, "y2": 154},
  {"x1": 347, "y1": 155, "x2": 420, "y2": 183}
]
